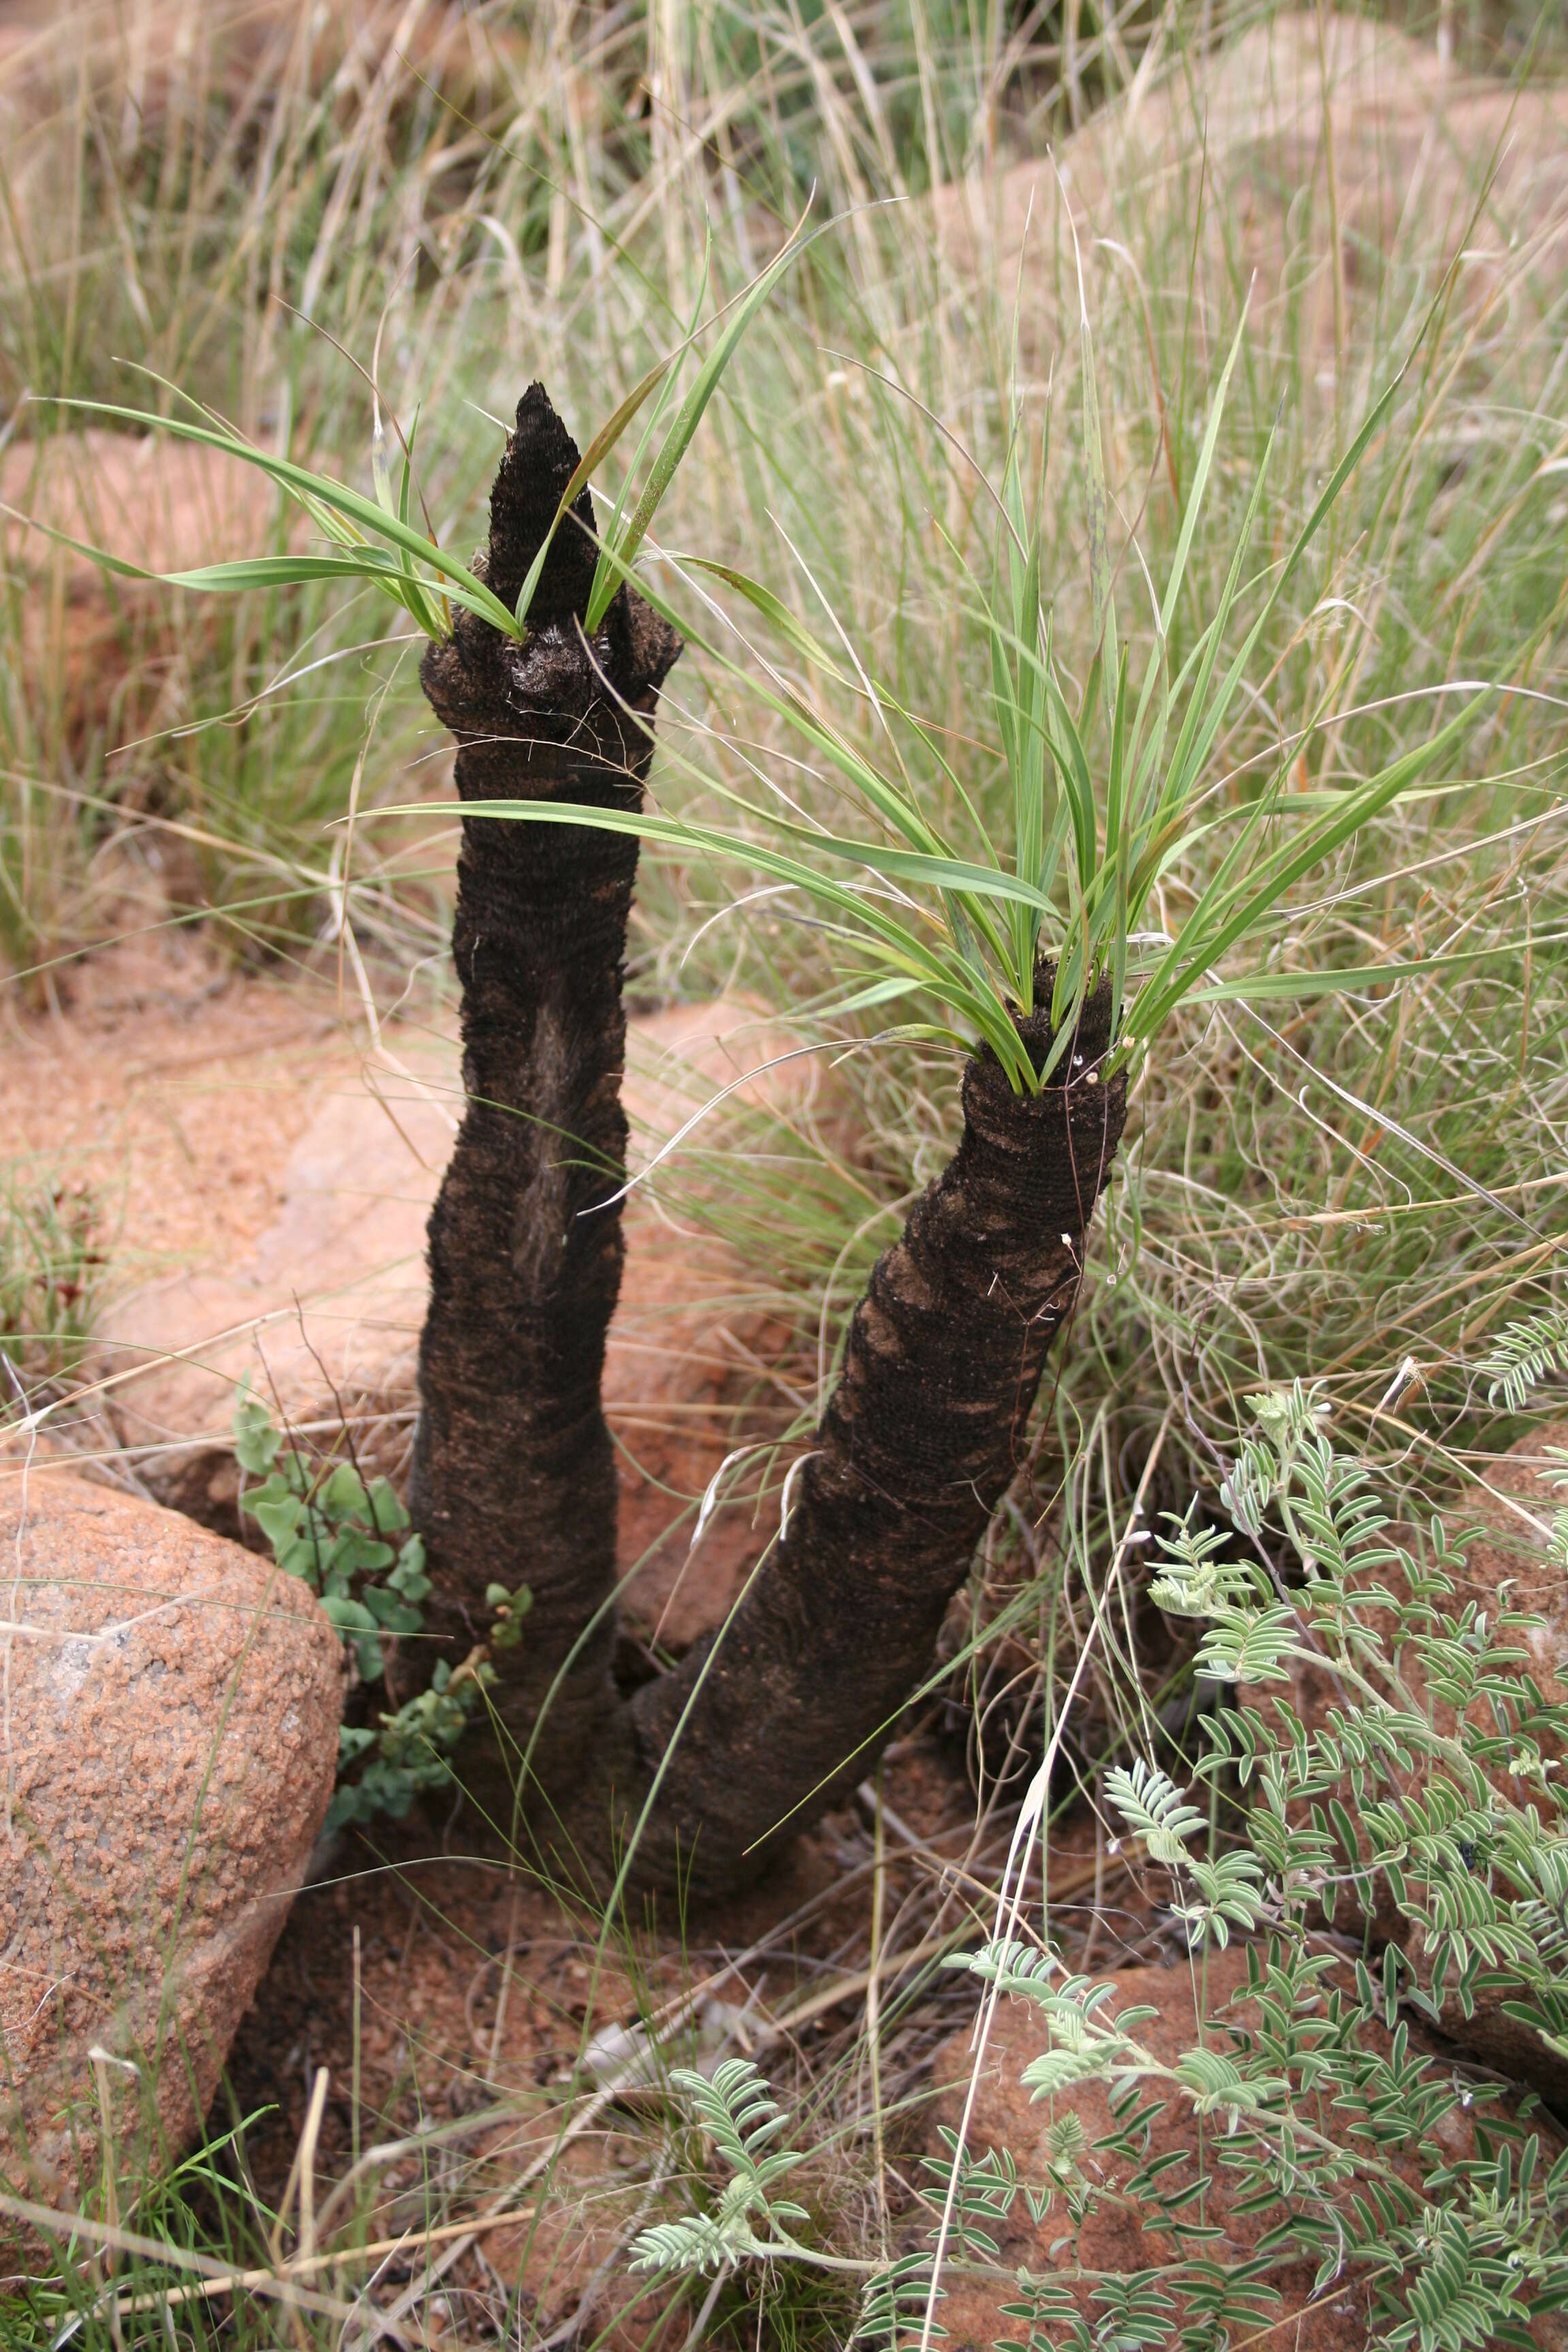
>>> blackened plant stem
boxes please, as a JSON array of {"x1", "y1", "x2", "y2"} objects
[
  {"x1": 410, "y1": 384, "x2": 680, "y2": 1795},
  {"x1": 589, "y1": 978, "x2": 1128, "y2": 1896}
]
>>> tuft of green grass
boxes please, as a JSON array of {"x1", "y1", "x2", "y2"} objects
[
  {"x1": 0, "y1": 1175, "x2": 102, "y2": 1404},
  {"x1": 414, "y1": 282, "x2": 1509, "y2": 1102}
]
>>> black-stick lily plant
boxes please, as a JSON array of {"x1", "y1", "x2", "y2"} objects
[
  {"x1": 16, "y1": 210, "x2": 819, "y2": 673},
  {"x1": 25, "y1": 240, "x2": 1482, "y2": 1098},
  {"x1": 376, "y1": 294, "x2": 1484, "y2": 1098},
  {"x1": 35, "y1": 242, "x2": 1498, "y2": 1882}
]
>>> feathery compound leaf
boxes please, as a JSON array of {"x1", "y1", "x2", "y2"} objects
[
  {"x1": 1194, "y1": 1603, "x2": 1298, "y2": 1686},
  {"x1": 1021, "y1": 2044, "x2": 1113, "y2": 2099},
  {"x1": 856, "y1": 2253, "x2": 945, "y2": 2349},
  {"x1": 919, "y1": 2137, "x2": 1020, "y2": 2259},
  {"x1": 1149, "y1": 1505, "x2": 1258, "y2": 1618},
  {"x1": 1105, "y1": 1759, "x2": 1207, "y2": 1863},
  {"x1": 949, "y1": 1939, "x2": 1058, "y2": 1997},
  {"x1": 1480, "y1": 1307, "x2": 1568, "y2": 1412},
  {"x1": 1170, "y1": 1848, "x2": 1271, "y2": 1948},
  {"x1": 630, "y1": 2217, "x2": 733, "y2": 2276},
  {"x1": 668, "y1": 2057, "x2": 804, "y2": 2187},
  {"x1": 644, "y1": 2059, "x2": 814, "y2": 2270},
  {"x1": 1172, "y1": 2046, "x2": 1266, "y2": 2114}
]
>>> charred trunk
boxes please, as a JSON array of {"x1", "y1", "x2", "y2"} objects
[
  {"x1": 410, "y1": 386, "x2": 680, "y2": 1792},
  {"x1": 410, "y1": 384, "x2": 1125, "y2": 1891},
  {"x1": 589, "y1": 981, "x2": 1127, "y2": 1897}
]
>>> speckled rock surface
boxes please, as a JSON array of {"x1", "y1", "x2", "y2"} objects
[{"x1": 0, "y1": 1473, "x2": 341, "y2": 2220}]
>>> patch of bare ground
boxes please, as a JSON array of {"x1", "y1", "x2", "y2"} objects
[
  {"x1": 1, "y1": 935, "x2": 350, "y2": 1278},
  {"x1": 218, "y1": 1731, "x2": 1091, "y2": 2340}
]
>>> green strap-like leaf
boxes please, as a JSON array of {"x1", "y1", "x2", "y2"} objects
[
  {"x1": 583, "y1": 209, "x2": 826, "y2": 634},
  {"x1": 48, "y1": 396, "x2": 524, "y2": 638},
  {"x1": 512, "y1": 347, "x2": 679, "y2": 629}
]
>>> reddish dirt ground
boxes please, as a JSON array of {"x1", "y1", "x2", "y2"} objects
[{"x1": 218, "y1": 1733, "x2": 1090, "y2": 2337}]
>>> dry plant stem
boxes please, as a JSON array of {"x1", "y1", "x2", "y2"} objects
[
  {"x1": 602, "y1": 978, "x2": 1128, "y2": 1897},
  {"x1": 412, "y1": 383, "x2": 680, "y2": 1790}
]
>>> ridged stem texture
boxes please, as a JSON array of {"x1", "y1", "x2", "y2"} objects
[
  {"x1": 410, "y1": 385, "x2": 680, "y2": 1791},
  {"x1": 593, "y1": 977, "x2": 1128, "y2": 1896}
]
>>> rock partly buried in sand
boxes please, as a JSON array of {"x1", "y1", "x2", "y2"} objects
[
  {"x1": 928, "y1": 1946, "x2": 1557, "y2": 2352},
  {"x1": 936, "y1": 14, "x2": 1568, "y2": 380},
  {"x1": 0, "y1": 1473, "x2": 340, "y2": 2223},
  {"x1": 97, "y1": 996, "x2": 808, "y2": 1648}
]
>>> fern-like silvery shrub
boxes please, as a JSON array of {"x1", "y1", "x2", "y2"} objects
[
  {"x1": 640, "y1": 1388, "x2": 1568, "y2": 2352},
  {"x1": 1480, "y1": 1305, "x2": 1568, "y2": 1417}
]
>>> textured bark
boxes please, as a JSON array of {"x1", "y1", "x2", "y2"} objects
[
  {"x1": 411, "y1": 385, "x2": 680, "y2": 1790},
  {"x1": 409, "y1": 385, "x2": 1125, "y2": 1888},
  {"x1": 589, "y1": 978, "x2": 1128, "y2": 1897}
]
